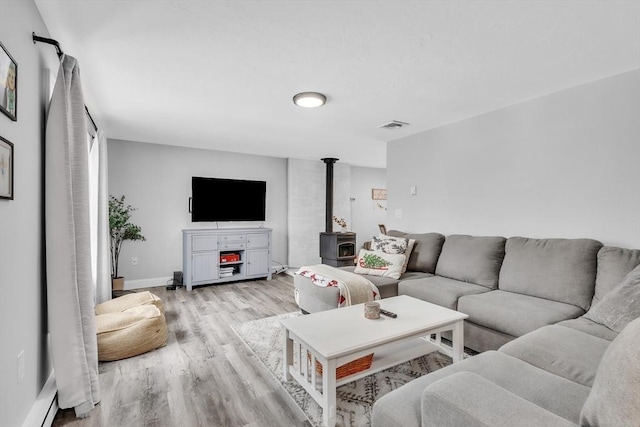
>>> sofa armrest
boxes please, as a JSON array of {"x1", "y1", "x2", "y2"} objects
[{"x1": 421, "y1": 372, "x2": 576, "y2": 427}]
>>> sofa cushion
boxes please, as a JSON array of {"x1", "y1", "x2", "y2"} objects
[
  {"x1": 584, "y1": 264, "x2": 640, "y2": 332},
  {"x1": 464, "y1": 321, "x2": 516, "y2": 353},
  {"x1": 499, "y1": 325, "x2": 610, "y2": 387},
  {"x1": 593, "y1": 245, "x2": 640, "y2": 305},
  {"x1": 371, "y1": 351, "x2": 591, "y2": 427},
  {"x1": 435, "y1": 235, "x2": 506, "y2": 289},
  {"x1": 498, "y1": 237, "x2": 602, "y2": 311},
  {"x1": 398, "y1": 276, "x2": 490, "y2": 310},
  {"x1": 338, "y1": 266, "x2": 431, "y2": 298},
  {"x1": 555, "y1": 317, "x2": 618, "y2": 341},
  {"x1": 579, "y1": 317, "x2": 640, "y2": 427},
  {"x1": 387, "y1": 230, "x2": 445, "y2": 273},
  {"x1": 421, "y1": 372, "x2": 577, "y2": 427},
  {"x1": 458, "y1": 290, "x2": 585, "y2": 338}
]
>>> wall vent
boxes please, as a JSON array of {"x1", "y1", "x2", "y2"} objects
[{"x1": 378, "y1": 120, "x2": 410, "y2": 129}]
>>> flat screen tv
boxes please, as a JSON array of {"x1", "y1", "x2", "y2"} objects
[{"x1": 191, "y1": 177, "x2": 266, "y2": 222}]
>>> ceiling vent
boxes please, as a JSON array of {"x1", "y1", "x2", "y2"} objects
[{"x1": 378, "y1": 120, "x2": 410, "y2": 129}]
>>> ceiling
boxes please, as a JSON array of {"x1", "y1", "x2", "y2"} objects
[{"x1": 34, "y1": 1, "x2": 640, "y2": 168}]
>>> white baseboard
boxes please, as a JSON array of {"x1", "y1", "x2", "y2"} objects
[
  {"x1": 22, "y1": 370, "x2": 57, "y2": 427},
  {"x1": 124, "y1": 276, "x2": 171, "y2": 290}
]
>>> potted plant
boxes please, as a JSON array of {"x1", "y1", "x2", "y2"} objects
[{"x1": 109, "y1": 195, "x2": 146, "y2": 290}]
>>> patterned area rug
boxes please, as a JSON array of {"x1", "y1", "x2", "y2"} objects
[{"x1": 231, "y1": 312, "x2": 463, "y2": 427}]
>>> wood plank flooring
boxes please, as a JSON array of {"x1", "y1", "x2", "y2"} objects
[{"x1": 52, "y1": 274, "x2": 311, "y2": 427}]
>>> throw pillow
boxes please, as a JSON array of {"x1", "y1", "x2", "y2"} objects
[
  {"x1": 579, "y1": 317, "x2": 640, "y2": 427},
  {"x1": 354, "y1": 249, "x2": 406, "y2": 279},
  {"x1": 372, "y1": 234, "x2": 416, "y2": 274},
  {"x1": 371, "y1": 235, "x2": 409, "y2": 254},
  {"x1": 584, "y1": 264, "x2": 640, "y2": 332},
  {"x1": 401, "y1": 238, "x2": 416, "y2": 273}
]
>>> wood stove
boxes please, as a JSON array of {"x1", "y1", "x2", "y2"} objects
[
  {"x1": 320, "y1": 232, "x2": 356, "y2": 267},
  {"x1": 320, "y1": 158, "x2": 357, "y2": 267}
]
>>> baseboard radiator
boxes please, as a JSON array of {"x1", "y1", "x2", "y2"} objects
[{"x1": 22, "y1": 370, "x2": 58, "y2": 427}]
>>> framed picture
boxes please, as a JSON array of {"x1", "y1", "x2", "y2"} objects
[
  {"x1": 372, "y1": 188, "x2": 387, "y2": 200},
  {"x1": 0, "y1": 136, "x2": 13, "y2": 200},
  {"x1": 0, "y1": 41, "x2": 18, "y2": 121}
]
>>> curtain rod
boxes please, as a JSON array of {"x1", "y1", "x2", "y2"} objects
[{"x1": 32, "y1": 32, "x2": 99, "y2": 133}]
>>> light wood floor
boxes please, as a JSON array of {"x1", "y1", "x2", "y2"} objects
[{"x1": 52, "y1": 274, "x2": 311, "y2": 427}]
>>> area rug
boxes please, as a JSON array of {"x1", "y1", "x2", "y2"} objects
[{"x1": 231, "y1": 312, "x2": 471, "y2": 427}]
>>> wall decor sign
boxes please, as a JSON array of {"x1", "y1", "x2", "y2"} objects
[
  {"x1": 0, "y1": 41, "x2": 18, "y2": 121},
  {"x1": 0, "y1": 136, "x2": 13, "y2": 199},
  {"x1": 371, "y1": 188, "x2": 387, "y2": 200}
]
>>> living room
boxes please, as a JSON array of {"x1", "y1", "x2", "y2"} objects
[{"x1": 1, "y1": 1, "x2": 639, "y2": 427}]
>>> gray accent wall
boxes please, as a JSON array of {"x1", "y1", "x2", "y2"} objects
[
  {"x1": 107, "y1": 139, "x2": 288, "y2": 284},
  {"x1": 387, "y1": 69, "x2": 640, "y2": 249},
  {"x1": 0, "y1": 2, "x2": 59, "y2": 426}
]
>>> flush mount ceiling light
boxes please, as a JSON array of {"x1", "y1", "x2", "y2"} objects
[{"x1": 293, "y1": 92, "x2": 327, "y2": 108}]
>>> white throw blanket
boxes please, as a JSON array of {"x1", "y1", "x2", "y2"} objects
[{"x1": 296, "y1": 264, "x2": 381, "y2": 307}]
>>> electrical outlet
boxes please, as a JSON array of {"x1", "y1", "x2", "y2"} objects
[
  {"x1": 17, "y1": 351, "x2": 24, "y2": 383},
  {"x1": 131, "y1": 257, "x2": 138, "y2": 265}
]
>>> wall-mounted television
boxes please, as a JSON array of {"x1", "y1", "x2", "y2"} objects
[{"x1": 191, "y1": 177, "x2": 266, "y2": 222}]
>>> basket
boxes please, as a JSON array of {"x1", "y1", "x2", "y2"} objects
[{"x1": 308, "y1": 352, "x2": 374, "y2": 380}]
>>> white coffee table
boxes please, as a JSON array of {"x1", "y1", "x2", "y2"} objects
[{"x1": 280, "y1": 295, "x2": 469, "y2": 427}]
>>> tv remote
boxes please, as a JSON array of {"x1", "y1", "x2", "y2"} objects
[{"x1": 380, "y1": 309, "x2": 398, "y2": 318}]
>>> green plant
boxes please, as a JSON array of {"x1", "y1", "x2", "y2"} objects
[{"x1": 109, "y1": 195, "x2": 146, "y2": 279}]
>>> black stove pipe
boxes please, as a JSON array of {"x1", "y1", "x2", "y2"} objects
[{"x1": 321, "y1": 158, "x2": 339, "y2": 233}]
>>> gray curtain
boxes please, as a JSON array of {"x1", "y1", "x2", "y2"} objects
[
  {"x1": 95, "y1": 130, "x2": 111, "y2": 304},
  {"x1": 45, "y1": 55, "x2": 100, "y2": 417}
]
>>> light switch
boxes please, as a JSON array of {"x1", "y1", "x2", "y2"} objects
[
  {"x1": 410, "y1": 186, "x2": 417, "y2": 195},
  {"x1": 394, "y1": 209, "x2": 402, "y2": 218}
]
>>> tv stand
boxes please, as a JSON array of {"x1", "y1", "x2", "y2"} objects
[{"x1": 182, "y1": 227, "x2": 272, "y2": 291}]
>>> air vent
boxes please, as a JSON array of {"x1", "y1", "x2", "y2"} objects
[{"x1": 378, "y1": 120, "x2": 410, "y2": 129}]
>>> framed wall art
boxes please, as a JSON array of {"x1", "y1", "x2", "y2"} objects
[
  {"x1": 0, "y1": 136, "x2": 14, "y2": 200},
  {"x1": 371, "y1": 188, "x2": 387, "y2": 200},
  {"x1": 0, "y1": 41, "x2": 18, "y2": 121}
]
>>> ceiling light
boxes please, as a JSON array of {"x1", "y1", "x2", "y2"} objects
[{"x1": 293, "y1": 92, "x2": 326, "y2": 108}]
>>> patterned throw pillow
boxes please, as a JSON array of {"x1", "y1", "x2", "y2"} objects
[
  {"x1": 371, "y1": 234, "x2": 416, "y2": 274},
  {"x1": 371, "y1": 235, "x2": 409, "y2": 254},
  {"x1": 354, "y1": 249, "x2": 406, "y2": 279}
]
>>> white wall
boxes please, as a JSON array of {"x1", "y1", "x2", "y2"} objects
[
  {"x1": 387, "y1": 69, "x2": 640, "y2": 249},
  {"x1": 287, "y1": 159, "x2": 351, "y2": 268},
  {"x1": 350, "y1": 166, "x2": 387, "y2": 249},
  {"x1": 107, "y1": 139, "x2": 288, "y2": 286},
  {"x1": 0, "y1": 2, "x2": 59, "y2": 426},
  {"x1": 287, "y1": 159, "x2": 386, "y2": 267}
]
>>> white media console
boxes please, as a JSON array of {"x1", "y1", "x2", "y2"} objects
[{"x1": 182, "y1": 227, "x2": 272, "y2": 291}]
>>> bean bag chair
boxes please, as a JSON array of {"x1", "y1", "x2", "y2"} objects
[
  {"x1": 95, "y1": 290, "x2": 164, "y2": 315},
  {"x1": 95, "y1": 292, "x2": 167, "y2": 362}
]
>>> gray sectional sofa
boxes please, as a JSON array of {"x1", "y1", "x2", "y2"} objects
[{"x1": 294, "y1": 231, "x2": 640, "y2": 426}]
